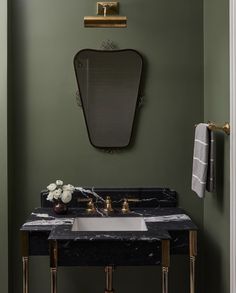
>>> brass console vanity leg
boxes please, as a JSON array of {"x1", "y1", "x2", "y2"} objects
[
  {"x1": 189, "y1": 231, "x2": 197, "y2": 293},
  {"x1": 105, "y1": 266, "x2": 114, "y2": 293},
  {"x1": 50, "y1": 240, "x2": 58, "y2": 293},
  {"x1": 161, "y1": 240, "x2": 170, "y2": 293},
  {"x1": 21, "y1": 231, "x2": 29, "y2": 293}
]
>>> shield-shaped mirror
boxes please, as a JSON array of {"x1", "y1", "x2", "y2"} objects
[{"x1": 74, "y1": 49, "x2": 143, "y2": 148}]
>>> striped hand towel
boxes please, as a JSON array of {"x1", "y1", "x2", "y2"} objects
[{"x1": 191, "y1": 123, "x2": 215, "y2": 198}]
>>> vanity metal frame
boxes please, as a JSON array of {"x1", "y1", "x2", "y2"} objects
[
  {"x1": 21, "y1": 231, "x2": 29, "y2": 293},
  {"x1": 189, "y1": 231, "x2": 197, "y2": 293},
  {"x1": 21, "y1": 230, "x2": 197, "y2": 293},
  {"x1": 162, "y1": 240, "x2": 170, "y2": 293},
  {"x1": 50, "y1": 240, "x2": 57, "y2": 293},
  {"x1": 105, "y1": 265, "x2": 114, "y2": 293},
  {"x1": 47, "y1": 238, "x2": 171, "y2": 293}
]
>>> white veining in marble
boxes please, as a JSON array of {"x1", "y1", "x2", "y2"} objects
[
  {"x1": 31, "y1": 213, "x2": 54, "y2": 218},
  {"x1": 23, "y1": 218, "x2": 74, "y2": 226},
  {"x1": 75, "y1": 187, "x2": 105, "y2": 202},
  {"x1": 75, "y1": 187, "x2": 107, "y2": 216},
  {"x1": 144, "y1": 214, "x2": 190, "y2": 222},
  {"x1": 24, "y1": 213, "x2": 190, "y2": 227},
  {"x1": 112, "y1": 197, "x2": 161, "y2": 204}
]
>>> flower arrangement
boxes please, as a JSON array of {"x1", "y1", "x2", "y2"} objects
[{"x1": 46, "y1": 180, "x2": 75, "y2": 204}]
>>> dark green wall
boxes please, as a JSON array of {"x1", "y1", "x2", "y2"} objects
[
  {"x1": 9, "y1": 0, "x2": 204, "y2": 292},
  {"x1": 204, "y1": 0, "x2": 230, "y2": 292}
]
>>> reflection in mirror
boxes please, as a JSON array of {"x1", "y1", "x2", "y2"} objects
[{"x1": 74, "y1": 49, "x2": 143, "y2": 148}]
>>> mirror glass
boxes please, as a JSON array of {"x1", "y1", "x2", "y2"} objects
[{"x1": 74, "y1": 49, "x2": 143, "y2": 148}]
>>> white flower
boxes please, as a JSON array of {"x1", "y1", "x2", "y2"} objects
[
  {"x1": 56, "y1": 180, "x2": 63, "y2": 186},
  {"x1": 53, "y1": 188, "x2": 62, "y2": 199},
  {"x1": 61, "y1": 191, "x2": 72, "y2": 204},
  {"x1": 47, "y1": 183, "x2": 57, "y2": 191},
  {"x1": 63, "y1": 184, "x2": 75, "y2": 192},
  {"x1": 47, "y1": 191, "x2": 54, "y2": 202}
]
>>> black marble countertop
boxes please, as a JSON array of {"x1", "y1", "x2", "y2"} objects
[
  {"x1": 21, "y1": 207, "x2": 197, "y2": 242},
  {"x1": 20, "y1": 188, "x2": 198, "y2": 265}
]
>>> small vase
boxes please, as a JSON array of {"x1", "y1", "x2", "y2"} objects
[{"x1": 53, "y1": 200, "x2": 68, "y2": 215}]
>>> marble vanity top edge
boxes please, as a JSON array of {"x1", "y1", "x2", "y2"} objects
[
  {"x1": 48, "y1": 225, "x2": 172, "y2": 241},
  {"x1": 20, "y1": 207, "x2": 198, "y2": 235}
]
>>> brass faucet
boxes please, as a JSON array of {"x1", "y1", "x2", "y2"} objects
[
  {"x1": 121, "y1": 199, "x2": 130, "y2": 213},
  {"x1": 103, "y1": 196, "x2": 114, "y2": 213},
  {"x1": 78, "y1": 198, "x2": 96, "y2": 213},
  {"x1": 121, "y1": 198, "x2": 140, "y2": 213}
]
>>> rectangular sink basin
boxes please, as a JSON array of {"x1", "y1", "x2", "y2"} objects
[{"x1": 72, "y1": 217, "x2": 148, "y2": 232}]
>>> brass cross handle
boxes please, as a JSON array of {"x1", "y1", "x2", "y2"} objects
[
  {"x1": 78, "y1": 198, "x2": 96, "y2": 213},
  {"x1": 121, "y1": 198, "x2": 140, "y2": 213}
]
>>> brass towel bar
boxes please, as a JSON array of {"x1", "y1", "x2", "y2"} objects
[
  {"x1": 195, "y1": 122, "x2": 230, "y2": 135},
  {"x1": 208, "y1": 122, "x2": 230, "y2": 135}
]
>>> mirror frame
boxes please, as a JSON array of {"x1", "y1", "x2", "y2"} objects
[{"x1": 74, "y1": 49, "x2": 143, "y2": 149}]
